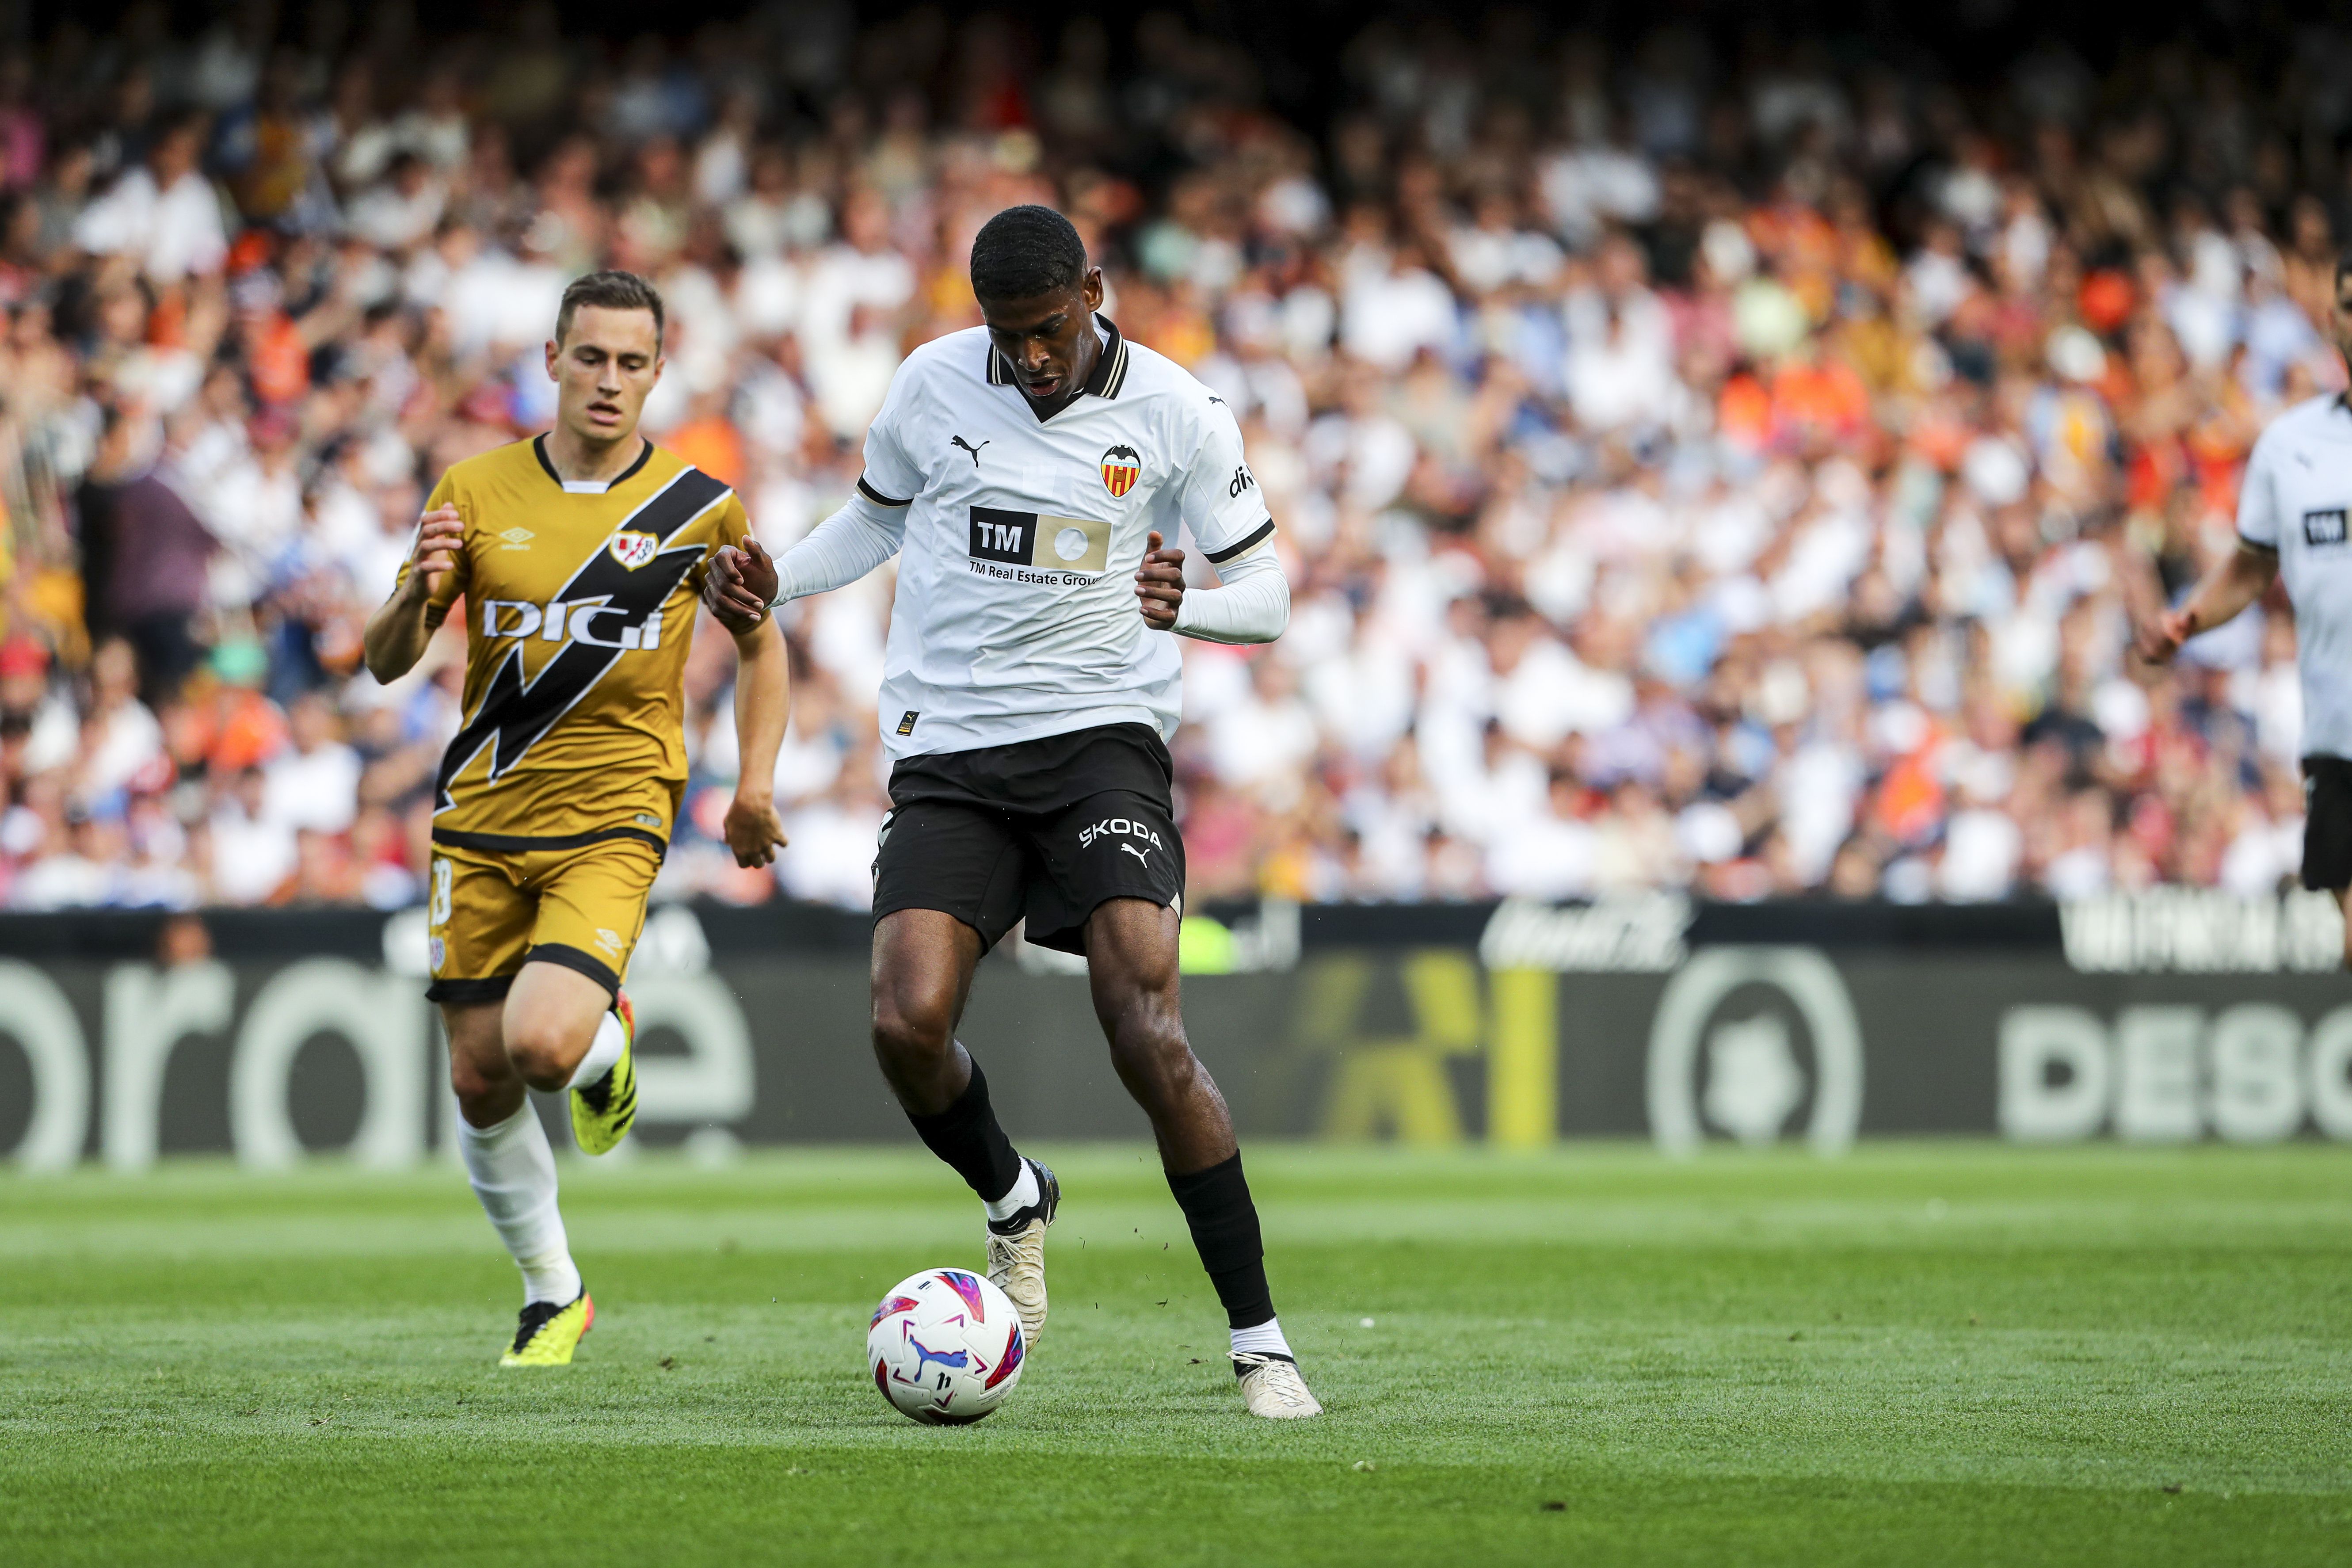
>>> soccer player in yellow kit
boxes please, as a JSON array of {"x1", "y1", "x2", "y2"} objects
[{"x1": 363, "y1": 271, "x2": 788, "y2": 1366}]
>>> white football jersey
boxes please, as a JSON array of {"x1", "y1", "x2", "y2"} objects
[
  {"x1": 2236, "y1": 393, "x2": 2352, "y2": 760},
  {"x1": 855, "y1": 316, "x2": 1276, "y2": 758}
]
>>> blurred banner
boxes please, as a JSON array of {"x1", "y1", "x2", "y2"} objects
[{"x1": 5, "y1": 892, "x2": 2352, "y2": 1171}]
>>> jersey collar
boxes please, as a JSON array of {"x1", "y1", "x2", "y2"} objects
[
  {"x1": 533, "y1": 433, "x2": 653, "y2": 494},
  {"x1": 985, "y1": 313, "x2": 1130, "y2": 412}
]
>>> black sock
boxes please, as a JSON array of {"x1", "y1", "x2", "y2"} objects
[
  {"x1": 905, "y1": 1054, "x2": 1022, "y2": 1204},
  {"x1": 1166, "y1": 1151, "x2": 1275, "y2": 1329}
]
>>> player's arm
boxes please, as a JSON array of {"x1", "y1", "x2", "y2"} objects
[
  {"x1": 2139, "y1": 434, "x2": 2284, "y2": 665},
  {"x1": 703, "y1": 489, "x2": 909, "y2": 635},
  {"x1": 721, "y1": 615, "x2": 790, "y2": 869},
  {"x1": 362, "y1": 503, "x2": 464, "y2": 682},
  {"x1": 2136, "y1": 539, "x2": 2278, "y2": 664},
  {"x1": 1142, "y1": 531, "x2": 1289, "y2": 643},
  {"x1": 1148, "y1": 398, "x2": 1288, "y2": 643}
]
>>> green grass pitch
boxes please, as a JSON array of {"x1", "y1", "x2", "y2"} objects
[{"x1": 3, "y1": 1142, "x2": 2349, "y2": 1565}]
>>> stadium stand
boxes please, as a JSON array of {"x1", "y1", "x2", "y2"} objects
[{"x1": 0, "y1": 8, "x2": 2339, "y2": 910}]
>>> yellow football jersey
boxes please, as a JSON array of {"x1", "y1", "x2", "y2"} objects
[{"x1": 402, "y1": 435, "x2": 750, "y2": 850}]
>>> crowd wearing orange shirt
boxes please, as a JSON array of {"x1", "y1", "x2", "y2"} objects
[{"x1": 0, "y1": 8, "x2": 2340, "y2": 910}]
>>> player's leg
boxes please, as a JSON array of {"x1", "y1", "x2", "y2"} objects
[
  {"x1": 444, "y1": 996, "x2": 591, "y2": 1364},
  {"x1": 428, "y1": 842, "x2": 642, "y2": 1366},
  {"x1": 1083, "y1": 897, "x2": 1320, "y2": 1417},
  {"x1": 869, "y1": 800, "x2": 1059, "y2": 1342},
  {"x1": 515, "y1": 837, "x2": 665, "y2": 1155}
]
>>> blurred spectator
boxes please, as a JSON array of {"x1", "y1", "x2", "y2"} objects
[{"x1": 0, "y1": 11, "x2": 2341, "y2": 916}]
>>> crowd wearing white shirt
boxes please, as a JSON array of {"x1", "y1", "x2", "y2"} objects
[{"x1": 0, "y1": 9, "x2": 2342, "y2": 912}]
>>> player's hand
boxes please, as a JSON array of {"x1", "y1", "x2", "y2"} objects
[
  {"x1": 722, "y1": 790, "x2": 788, "y2": 869},
  {"x1": 1136, "y1": 530, "x2": 1186, "y2": 631},
  {"x1": 703, "y1": 539, "x2": 779, "y2": 635},
  {"x1": 2135, "y1": 607, "x2": 2194, "y2": 665},
  {"x1": 403, "y1": 505, "x2": 463, "y2": 601}
]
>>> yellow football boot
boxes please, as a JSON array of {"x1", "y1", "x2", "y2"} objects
[
  {"x1": 568, "y1": 992, "x2": 637, "y2": 1156},
  {"x1": 500, "y1": 1291, "x2": 594, "y2": 1367}
]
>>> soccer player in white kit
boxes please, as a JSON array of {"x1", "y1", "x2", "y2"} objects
[
  {"x1": 704, "y1": 206, "x2": 1319, "y2": 1418},
  {"x1": 2142, "y1": 256, "x2": 2352, "y2": 961}
]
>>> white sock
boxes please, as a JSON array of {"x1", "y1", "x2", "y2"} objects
[
  {"x1": 459, "y1": 1104, "x2": 582, "y2": 1305},
  {"x1": 1231, "y1": 1317, "x2": 1293, "y2": 1359},
  {"x1": 982, "y1": 1160, "x2": 1040, "y2": 1222},
  {"x1": 564, "y1": 1009, "x2": 628, "y2": 1092}
]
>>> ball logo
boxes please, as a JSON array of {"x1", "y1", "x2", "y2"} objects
[
  {"x1": 1100, "y1": 444, "x2": 1142, "y2": 498},
  {"x1": 608, "y1": 530, "x2": 659, "y2": 569},
  {"x1": 1645, "y1": 947, "x2": 1863, "y2": 1156}
]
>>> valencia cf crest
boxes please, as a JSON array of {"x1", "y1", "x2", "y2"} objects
[
  {"x1": 1100, "y1": 444, "x2": 1142, "y2": 499},
  {"x1": 608, "y1": 530, "x2": 659, "y2": 569}
]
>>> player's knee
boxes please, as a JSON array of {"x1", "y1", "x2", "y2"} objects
[
  {"x1": 503, "y1": 1013, "x2": 583, "y2": 1090},
  {"x1": 448, "y1": 1050, "x2": 511, "y2": 1106},
  {"x1": 871, "y1": 998, "x2": 954, "y2": 1072}
]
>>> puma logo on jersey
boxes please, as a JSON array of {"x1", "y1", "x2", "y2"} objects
[
  {"x1": 951, "y1": 435, "x2": 988, "y2": 467},
  {"x1": 1120, "y1": 842, "x2": 1151, "y2": 866}
]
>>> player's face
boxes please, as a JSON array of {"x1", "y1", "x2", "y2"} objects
[
  {"x1": 980, "y1": 267, "x2": 1107, "y2": 404},
  {"x1": 547, "y1": 305, "x2": 663, "y2": 446}
]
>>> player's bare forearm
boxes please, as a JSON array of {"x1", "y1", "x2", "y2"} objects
[
  {"x1": 364, "y1": 505, "x2": 464, "y2": 682},
  {"x1": 723, "y1": 616, "x2": 790, "y2": 869},
  {"x1": 362, "y1": 572, "x2": 441, "y2": 682},
  {"x1": 2138, "y1": 542, "x2": 2277, "y2": 663}
]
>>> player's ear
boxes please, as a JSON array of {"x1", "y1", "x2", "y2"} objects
[
  {"x1": 543, "y1": 338, "x2": 559, "y2": 381},
  {"x1": 1082, "y1": 267, "x2": 1104, "y2": 311}
]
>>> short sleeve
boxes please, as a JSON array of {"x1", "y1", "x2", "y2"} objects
[
  {"x1": 2237, "y1": 431, "x2": 2281, "y2": 550},
  {"x1": 394, "y1": 470, "x2": 470, "y2": 627},
  {"x1": 1176, "y1": 398, "x2": 1275, "y2": 565},
  {"x1": 856, "y1": 367, "x2": 923, "y2": 506}
]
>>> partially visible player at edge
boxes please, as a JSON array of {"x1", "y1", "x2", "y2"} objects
[
  {"x1": 704, "y1": 206, "x2": 1319, "y2": 1418},
  {"x1": 363, "y1": 271, "x2": 788, "y2": 1367},
  {"x1": 2143, "y1": 250, "x2": 2352, "y2": 961}
]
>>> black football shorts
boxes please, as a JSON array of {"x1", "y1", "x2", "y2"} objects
[
  {"x1": 2304, "y1": 755, "x2": 2352, "y2": 892},
  {"x1": 872, "y1": 722, "x2": 1186, "y2": 955}
]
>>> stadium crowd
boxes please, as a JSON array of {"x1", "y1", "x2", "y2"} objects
[{"x1": 0, "y1": 5, "x2": 2343, "y2": 911}]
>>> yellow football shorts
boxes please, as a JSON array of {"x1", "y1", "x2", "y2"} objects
[{"x1": 423, "y1": 834, "x2": 663, "y2": 1004}]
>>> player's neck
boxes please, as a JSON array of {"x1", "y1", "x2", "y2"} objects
[{"x1": 544, "y1": 424, "x2": 648, "y2": 486}]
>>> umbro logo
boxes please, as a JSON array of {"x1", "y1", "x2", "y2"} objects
[
  {"x1": 951, "y1": 435, "x2": 989, "y2": 467},
  {"x1": 498, "y1": 527, "x2": 534, "y2": 550}
]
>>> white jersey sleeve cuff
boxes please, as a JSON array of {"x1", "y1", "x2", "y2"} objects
[{"x1": 1172, "y1": 543, "x2": 1288, "y2": 645}]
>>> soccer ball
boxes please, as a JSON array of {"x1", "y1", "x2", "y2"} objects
[{"x1": 866, "y1": 1267, "x2": 1026, "y2": 1425}]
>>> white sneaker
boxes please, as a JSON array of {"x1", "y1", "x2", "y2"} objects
[
  {"x1": 984, "y1": 1158, "x2": 1057, "y2": 1349},
  {"x1": 1234, "y1": 1352, "x2": 1324, "y2": 1418}
]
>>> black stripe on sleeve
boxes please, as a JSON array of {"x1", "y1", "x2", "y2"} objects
[
  {"x1": 858, "y1": 476, "x2": 913, "y2": 507},
  {"x1": 1203, "y1": 519, "x2": 1275, "y2": 565}
]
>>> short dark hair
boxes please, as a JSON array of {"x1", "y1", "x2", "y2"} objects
[
  {"x1": 969, "y1": 206, "x2": 1088, "y2": 302},
  {"x1": 556, "y1": 269, "x2": 664, "y2": 348}
]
